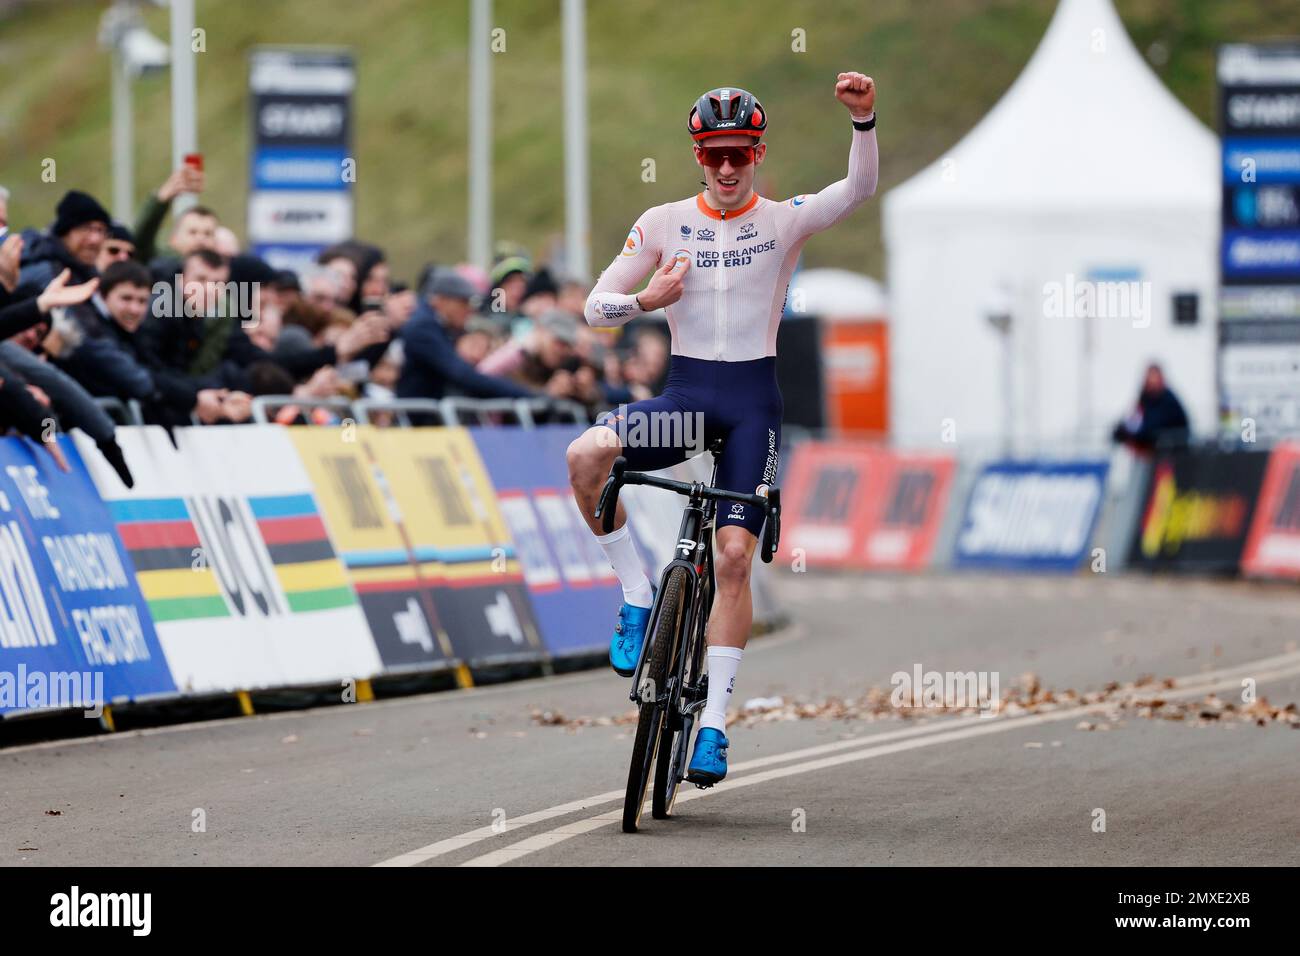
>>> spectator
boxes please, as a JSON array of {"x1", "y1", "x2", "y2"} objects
[
  {"x1": 484, "y1": 255, "x2": 530, "y2": 330},
  {"x1": 1112, "y1": 362, "x2": 1190, "y2": 452},
  {"x1": 316, "y1": 247, "x2": 360, "y2": 309},
  {"x1": 96, "y1": 223, "x2": 136, "y2": 273},
  {"x1": 478, "y1": 309, "x2": 580, "y2": 393},
  {"x1": 145, "y1": 250, "x2": 385, "y2": 395},
  {"x1": 303, "y1": 267, "x2": 344, "y2": 311},
  {"x1": 12, "y1": 189, "x2": 110, "y2": 302},
  {"x1": 0, "y1": 268, "x2": 135, "y2": 483},
  {"x1": 213, "y1": 226, "x2": 241, "y2": 258},
  {"x1": 0, "y1": 184, "x2": 9, "y2": 240},
  {"x1": 262, "y1": 270, "x2": 302, "y2": 314},
  {"x1": 132, "y1": 163, "x2": 206, "y2": 263},
  {"x1": 396, "y1": 268, "x2": 535, "y2": 401},
  {"x1": 520, "y1": 268, "x2": 559, "y2": 319},
  {"x1": 50, "y1": 261, "x2": 237, "y2": 430}
]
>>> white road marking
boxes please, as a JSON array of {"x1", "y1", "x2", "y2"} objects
[
  {"x1": 371, "y1": 649, "x2": 1300, "y2": 867},
  {"x1": 457, "y1": 655, "x2": 1300, "y2": 866}
]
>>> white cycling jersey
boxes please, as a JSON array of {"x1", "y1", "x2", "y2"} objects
[{"x1": 584, "y1": 115, "x2": 878, "y2": 361}]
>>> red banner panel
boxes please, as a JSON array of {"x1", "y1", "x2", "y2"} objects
[
  {"x1": 779, "y1": 442, "x2": 955, "y2": 570},
  {"x1": 1242, "y1": 443, "x2": 1300, "y2": 579}
]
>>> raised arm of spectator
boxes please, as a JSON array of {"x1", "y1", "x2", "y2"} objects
[
  {"x1": 403, "y1": 314, "x2": 535, "y2": 399},
  {"x1": 134, "y1": 165, "x2": 205, "y2": 262},
  {"x1": 0, "y1": 268, "x2": 99, "y2": 339}
]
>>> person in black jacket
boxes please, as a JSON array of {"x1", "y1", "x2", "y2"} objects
[
  {"x1": 142, "y1": 249, "x2": 385, "y2": 397},
  {"x1": 0, "y1": 266, "x2": 131, "y2": 479},
  {"x1": 1112, "y1": 362, "x2": 1190, "y2": 453},
  {"x1": 11, "y1": 190, "x2": 109, "y2": 303},
  {"x1": 396, "y1": 269, "x2": 535, "y2": 401},
  {"x1": 52, "y1": 261, "x2": 235, "y2": 429}
]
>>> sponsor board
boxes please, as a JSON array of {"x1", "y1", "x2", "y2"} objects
[
  {"x1": 248, "y1": 48, "x2": 353, "y2": 261},
  {"x1": 1218, "y1": 44, "x2": 1300, "y2": 440},
  {"x1": 78, "y1": 427, "x2": 381, "y2": 692},
  {"x1": 1127, "y1": 448, "x2": 1269, "y2": 573},
  {"x1": 1241, "y1": 444, "x2": 1300, "y2": 578},
  {"x1": 954, "y1": 461, "x2": 1108, "y2": 572},
  {"x1": 247, "y1": 190, "x2": 352, "y2": 246},
  {"x1": 1, "y1": 437, "x2": 173, "y2": 715},
  {"x1": 288, "y1": 429, "x2": 453, "y2": 670},
  {"x1": 470, "y1": 426, "x2": 623, "y2": 656},
  {"x1": 365, "y1": 428, "x2": 544, "y2": 665},
  {"x1": 778, "y1": 443, "x2": 954, "y2": 570}
]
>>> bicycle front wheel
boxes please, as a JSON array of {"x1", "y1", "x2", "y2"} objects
[{"x1": 622, "y1": 567, "x2": 687, "y2": 833}]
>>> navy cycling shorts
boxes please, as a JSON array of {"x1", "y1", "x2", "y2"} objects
[{"x1": 596, "y1": 355, "x2": 782, "y2": 538}]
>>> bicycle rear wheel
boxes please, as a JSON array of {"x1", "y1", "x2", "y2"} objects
[{"x1": 622, "y1": 567, "x2": 687, "y2": 834}]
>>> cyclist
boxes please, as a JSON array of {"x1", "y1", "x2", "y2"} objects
[{"x1": 568, "y1": 73, "x2": 878, "y2": 785}]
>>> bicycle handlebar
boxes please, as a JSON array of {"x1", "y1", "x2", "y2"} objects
[{"x1": 593, "y1": 456, "x2": 783, "y2": 562}]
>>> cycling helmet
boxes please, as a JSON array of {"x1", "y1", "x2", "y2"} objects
[{"x1": 687, "y1": 87, "x2": 767, "y2": 141}]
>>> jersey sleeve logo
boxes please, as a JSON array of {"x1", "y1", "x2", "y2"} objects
[
  {"x1": 788, "y1": 194, "x2": 808, "y2": 208},
  {"x1": 622, "y1": 225, "x2": 645, "y2": 257}
]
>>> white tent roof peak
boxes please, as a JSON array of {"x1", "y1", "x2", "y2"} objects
[{"x1": 886, "y1": 0, "x2": 1218, "y2": 216}]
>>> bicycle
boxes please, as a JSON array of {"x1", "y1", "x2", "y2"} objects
[{"x1": 593, "y1": 438, "x2": 781, "y2": 833}]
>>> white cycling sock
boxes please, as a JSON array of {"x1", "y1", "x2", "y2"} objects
[
  {"x1": 595, "y1": 523, "x2": 653, "y2": 608},
  {"x1": 699, "y1": 646, "x2": 743, "y2": 734}
]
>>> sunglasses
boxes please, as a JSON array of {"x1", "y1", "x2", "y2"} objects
[
  {"x1": 695, "y1": 144, "x2": 757, "y2": 168},
  {"x1": 103, "y1": 243, "x2": 134, "y2": 259}
]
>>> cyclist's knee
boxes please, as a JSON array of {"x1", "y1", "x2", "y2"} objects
[
  {"x1": 715, "y1": 535, "x2": 754, "y2": 592},
  {"x1": 567, "y1": 427, "x2": 620, "y2": 485}
]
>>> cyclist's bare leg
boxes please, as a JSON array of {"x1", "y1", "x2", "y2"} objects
[
  {"x1": 567, "y1": 425, "x2": 628, "y2": 535},
  {"x1": 707, "y1": 525, "x2": 756, "y2": 649}
]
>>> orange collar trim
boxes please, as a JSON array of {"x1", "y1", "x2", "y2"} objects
[{"x1": 695, "y1": 191, "x2": 760, "y2": 221}]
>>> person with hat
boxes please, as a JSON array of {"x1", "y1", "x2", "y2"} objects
[
  {"x1": 397, "y1": 267, "x2": 536, "y2": 401},
  {"x1": 567, "y1": 73, "x2": 879, "y2": 787},
  {"x1": 11, "y1": 189, "x2": 111, "y2": 303},
  {"x1": 484, "y1": 255, "x2": 531, "y2": 329}
]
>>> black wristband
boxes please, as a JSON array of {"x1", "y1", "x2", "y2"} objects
[{"x1": 852, "y1": 114, "x2": 876, "y2": 131}]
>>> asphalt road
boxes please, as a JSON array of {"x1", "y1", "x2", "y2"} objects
[{"x1": 2, "y1": 572, "x2": 1298, "y2": 867}]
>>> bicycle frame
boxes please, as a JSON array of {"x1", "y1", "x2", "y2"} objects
[{"x1": 626, "y1": 452, "x2": 721, "y2": 708}]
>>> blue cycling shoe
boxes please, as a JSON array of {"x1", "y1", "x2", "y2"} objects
[
  {"x1": 686, "y1": 727, "x2": 729, "y2": 786},
  {"x1": 609, "y1": 602, "x2": 652, "y2": 677}
]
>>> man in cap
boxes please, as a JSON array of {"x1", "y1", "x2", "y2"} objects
[{"x1": 397, "y1": 267, "x2": 536, "y2": 401}]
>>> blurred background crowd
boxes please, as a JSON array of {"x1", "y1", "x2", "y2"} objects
[{"x1": 0, "y1": 170, "x2": 672, "y2": 482}]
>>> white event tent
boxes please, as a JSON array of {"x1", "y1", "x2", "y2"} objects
[{"x1": 883, "y1": 0, "x2": 1219, "y2": 454}]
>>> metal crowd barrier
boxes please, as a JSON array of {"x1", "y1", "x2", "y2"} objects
[
  {"x1": 249, "y1": 396, "x2": 356, "y2": 424},
  {"x1": 95, "y1": 397, "x2": 145, "y2": 426},
  {"x1": 250, "y1": 395, "x2": 594, "y2": 428}
]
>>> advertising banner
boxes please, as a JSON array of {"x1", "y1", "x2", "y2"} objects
[
  {"x1": 954, "y1": 460, "x2": 1108, "y2": 572},
  {"x1": 470, "y1": 425, "x2": 622, "y2": 656},
  {"x1": 78, "y1": 427, "x2": 381, "y2": 692},
  {"x1": 0, "y1": 437, "x2": 174, "y2": 716},
  {"x1": 1127, "y1": 448, "x2": 1269, "y2": 573},
  {"x1": 1218, "y1": 43, "x2": 1300, "y2": 441},
  {"x1": 778, "y1": 442, "x2": 955, "y2": 570},
  {"x1": 1240, "y1": 443, "x2": 1300, "y2": 578},
  {"x1": 248, "y1": 48, "x2": 354, "y2": 273},
  {"x1": 288, "y1": 429, "x2": 454, "y2": 671},
  {"x1": 365, "y1": 428, "x2": 544, "y2": 665}
]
